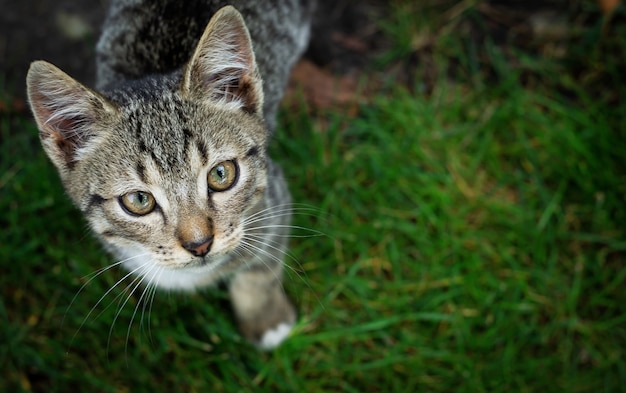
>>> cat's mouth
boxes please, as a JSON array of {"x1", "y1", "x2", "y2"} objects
[
  {"x1": 182, "y1": 257, "x2": 211, "y2": 268},
  {"x1": 180, "y1": 254, "x2": 230, "y2": 269}
]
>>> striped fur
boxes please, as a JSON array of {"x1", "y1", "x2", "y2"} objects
[{"x1": 27, "y1": 3, "x2": 314, "y2": 349}]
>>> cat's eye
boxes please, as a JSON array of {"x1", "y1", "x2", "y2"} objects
[
  {"x1": 208, "y1": 160, "x2": 238, "y2": 192},
  {"x1": 119, "y1": 191, "x2": 156, "y2": 216}
]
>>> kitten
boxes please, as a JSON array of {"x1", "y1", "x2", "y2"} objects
[{"x1": 26, "y1": 1, "x2": 314, "y2": 349}]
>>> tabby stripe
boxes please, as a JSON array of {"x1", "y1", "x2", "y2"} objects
[
  {"x1": 150, "y1": 151, "x2": 160, "y2": 167},
  {"x1": 196, "y1": 140, "x2": 208, "y2": 165},
  {"x1": 246, "y1": 146, "x2": 260, "y2": 157},
  {"x1": 85, "y1": 194, "x2": 106, "y2": 212},
  {"x1": 136, "y1": 161, "x2": 146, "y2": 182},
  {"x1": 182, "y1": 128, "x2": 193, "y2": 163},
  {"x1": 101, "y1": 230, "x2": 118, "y2": 238},
  {"x1": 134, "y1": 115, "x2": 143, "y2": 138}
]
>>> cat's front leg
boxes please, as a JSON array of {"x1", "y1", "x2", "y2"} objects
[{"x1": 228, "y1": 266, "x2": 296, "y2": 350}]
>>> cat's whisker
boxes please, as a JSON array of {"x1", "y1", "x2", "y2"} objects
[
  {"x1": 132, "y1": 265, "x2": 160, "y2": 333},
  {"x1": 238, "y1": 237, "x2": 305, "y2": 283},
  {"x1": 241, "y1": 234, "x2": 322, "y2": 308},
  {"x1": 250, "y1": 233, "x2": 323, "y2": 238},
  {"x1": 242, "y1": 202, "x2": 297, "y2": 221},
  {"x1": 65, "y1": 253, "x2": 150, "y2": 325},
  {"x1": 125, "y1": 264, "x2": 161, "y2": 356},
  {"x1": 241, "y1": 237, "x2": 303, "y2": 277},
  {"x1": 142, "y1": 267, "x2": 164, "y2": 345},
  {"x1": 242, "y1": 204, "x2": 325, "y2": 292},
  {"x1": 246, "y1": 224, "x2": 326, "y2": 237},
  {"x1": 242, "y1": 202, "x2": 321, "y2": 222},
  {"x1": 242, "y1": 215, "x2": 294, "y2": 230},
  {"x1": 242, "y1": 205, "x2": 323, "y2": 226},
  {"x1": 69, "y1": 256, "x2": 153, "y2": 350},
  {"x1": 237, "y1": 238, "x2": 321, "y2": 311},
  {"x1": 232, "y1": 248, "x2": 256, "y2": 273},
  {"x1": 88, "y1": 259, "x2": 153, "y2": 319},
  {"x1": 148, "y1": 268, "x2": 162, "y2": 326},
  {"x1": 236, "y1": 241, "x2": 287, "y2": 289},
  {"x1": 105, "y1": 262, "x2": 154, "y2": 357},
  {"x1": 242, "y1": 212, "x2": 294, "y2": 226}
]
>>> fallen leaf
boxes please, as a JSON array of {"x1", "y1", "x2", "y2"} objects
[
  {"x1": 597, "y1": 0, "x2": 621, "y2": 14},
  {"x1": 285, "y1": 59, "x2": 361, "y2": 112}
]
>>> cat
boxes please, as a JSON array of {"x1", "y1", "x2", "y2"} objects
[{"x1": 26, "y1": 0, "x2": 315, "y2": 349}]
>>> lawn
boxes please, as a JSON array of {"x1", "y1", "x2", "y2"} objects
[{"x1": 1, "y1": 1, "x2": 625, "y2": 392}]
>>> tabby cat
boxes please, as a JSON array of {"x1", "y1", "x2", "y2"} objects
[{"x1": 26, "y1": 0, "x2": 314, "y2": 349}]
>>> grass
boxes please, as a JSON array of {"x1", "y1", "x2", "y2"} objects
[{"x1": 1, "y1": 1, "x2": 625, "y2": 392}]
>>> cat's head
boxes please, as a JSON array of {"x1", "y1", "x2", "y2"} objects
[{"x1": 26, "y1": 7, "x2": 273, "y2": 288}]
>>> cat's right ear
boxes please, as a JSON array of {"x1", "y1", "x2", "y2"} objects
[
  {"x1": 26, "y1": 61, "x2": 118, "y2": 174},
  {"x1": 181, "y1": 6, "x2": 264, "y2": 115}
]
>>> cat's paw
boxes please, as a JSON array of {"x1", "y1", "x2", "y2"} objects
[
  {"x1": 234, "y1": 295, "x2": 296, "y2": 350},
  {"x1": 258, "y1": 322, "x2": 293, "y2": 351},
  {"x1": 229, "y1": 272, "x2": 297, "y2": 350}
]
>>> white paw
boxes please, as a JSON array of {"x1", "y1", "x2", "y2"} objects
[{"x1": 258, "y1": 323, "x2": 293, "y2": 350}]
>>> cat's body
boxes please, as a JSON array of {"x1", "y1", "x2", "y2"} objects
[
  {"x1": 26, "y1": 1, "x2": 314, "y2": 349},
  {"x1": 97, "y1": 0, "x2": 314, "y2": 132}
]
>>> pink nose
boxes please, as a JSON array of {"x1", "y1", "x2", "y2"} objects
[{"x1": 182, "y1": 236, "x2": 213, "y2": 257}]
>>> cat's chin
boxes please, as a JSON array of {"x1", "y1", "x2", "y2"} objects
[{"x1": 122, "y1": 253, "x2": 231, "y2": 292}]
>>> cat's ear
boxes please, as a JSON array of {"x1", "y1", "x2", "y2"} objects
[
  {"x1": 181, "y1": 6, "x2": 264, "y2": 115},
  {"x1": 26, "y1": 61, "x2": 117, "y2": 173}
]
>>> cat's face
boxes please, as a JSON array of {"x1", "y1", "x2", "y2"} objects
[
  {"x1": 76, "y1": 94, "x2": 268, "y2": 286},
  {"x1": 27, "y1": 6, "x2": 272, "y2": 289}
]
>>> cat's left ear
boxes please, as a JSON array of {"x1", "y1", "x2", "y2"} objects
[
  {"x1": 26, "y1": 61, "x2": 118, "y2": 176},
  {"x1": 181, "y1": 6, "x2": 263, "y2": 115}
]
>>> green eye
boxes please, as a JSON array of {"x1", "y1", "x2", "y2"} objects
[
  {"x1": 119, "y1": 191, "x2": 156, "y2": 215},
  {"x1": 208, "y1": 160, "x2": 238, "y2": 191}
]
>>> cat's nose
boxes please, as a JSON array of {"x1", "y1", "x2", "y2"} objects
[{"x1": 182, "y1": 236, "x2": 213, "y2": 257}]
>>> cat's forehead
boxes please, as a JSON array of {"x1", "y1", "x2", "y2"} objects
[
  {"x1": 104, "y1": 74, "x2": 267, "y2": 141},
  {"x1": 115, "y1": 88, "x2": 261, "y2": 137},
  {"x1": 96, "y1": 77, "x2": 267, "y2": 181},
  {"x1": 118, "y1": 99, "x2": 262, "y2": 154}
]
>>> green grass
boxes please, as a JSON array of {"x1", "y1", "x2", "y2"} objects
[{"x1": 2, "y1": 2, "x2": 625, "y2": 392}]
